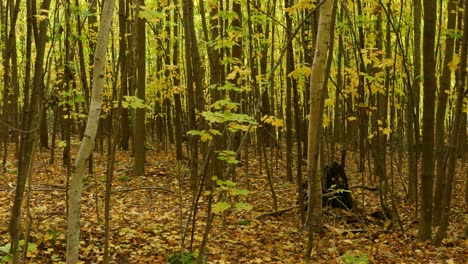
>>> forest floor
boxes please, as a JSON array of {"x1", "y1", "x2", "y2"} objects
[{"x1": 0, "y1": 144, "x2": 467, "y2": 263}]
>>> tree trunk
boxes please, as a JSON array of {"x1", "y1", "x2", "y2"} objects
[
  {"x1": 433, "y1": 0, "x2": 467, "y2": 244},
  {"x1": 172, "y1": 0, "x2": 183, "y2": 160},
  {"x1": 9, "y1": 1, "x2": 50, "y2": 262},
  {"x1": 305, "y1": 0, "x2": 334, "y2": 262},
  {"x1": 419, "y1": 0, "x2": 437, "y2": 241},
  {"x1": 285, "y1": 0, "x2": 295, "y2": 183},
  {"x1": 433, "y1": 0, "x2": 457, "y2": 226},
  {"x1": 66, "y1": 0, "x2": 115, "y2": 261},
  {"x1": 134, "y1": 0, "x2": 146, "y2": 176},
  {"x1": 119, "y1": 0, "x2": 130, "y2": 150},
  {"x1": 407, "y1": 0, "x2": 422, "y2": 203}
]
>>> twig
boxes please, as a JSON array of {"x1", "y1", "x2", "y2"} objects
[
  {"x1": 324, "y1": 224, "x2": 366, "y2": 234},
  {"x1": 111, "y1": 186, "x2": 174, "y2": 193},
  {"x1": 0, "y1": 185, "x2": 66, "y2": 191},
  {"x1": 349, "y1": 185, "x2": 379, "y2": 191},
  {"x1": 255, "y1": 205, "x2": 299, "y2": 219}
]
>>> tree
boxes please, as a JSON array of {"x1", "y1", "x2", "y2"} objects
[
  {"x1": 9, "y1": 1, "x2": 51, "y2": 262},
  {"x1": 407, "y1": 0, "x2": 422, "y2": 203},
  {"x1": 132, "y1": 0, "x2": 146, "y2": 176},
  {"x1": 433, "y1": 0, "x2": 458, "y2": 226},
  {"x1": 66, "y1": 0, "x2": 115, "y2": 261},
  {"x1": 305, "y1": 0, "x2": 334, "y2": 262},
  {"x1": 419, "y1": 0, "x2": 437, "y2": 241},
  {"x1": 433, "y1": 0, "x2": 468, "y2": 244}
]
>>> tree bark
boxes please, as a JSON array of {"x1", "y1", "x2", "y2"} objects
[
  {"x1": 134, "y1": 0, "x2": 146, "y2": 176},
  {"x1": 433, "y1": 0, "x2": 468, "y2": 244},
  {"x1": 9, "y1": 1, "x2": 50, "y2": 262},
  {"x1": 66, "y1": 0, "x2": 115, "y2": 261},
  {"x1": 305, "y1": 0, "x2": 334, "y2": 262},
  {"x1": 433, "y1": 0, "x2": 457, "y2": 226},
  {"x1": 407, "y1": 0, "x2": 422, "y2": 203},
  {"x1": 419, "y1": 0, "x2": 437, "y2": 241}
]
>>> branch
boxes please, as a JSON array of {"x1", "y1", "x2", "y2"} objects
[
  {"x1": 111, "y1": 186, "x2": 174, "y2": 194},
  {"x1": 255, "y1": 205, "x2": 299, "y2": 219}
]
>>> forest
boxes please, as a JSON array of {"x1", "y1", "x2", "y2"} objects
[{"x1": 0, "y1": 0, "x2": 467, "y2": 263}]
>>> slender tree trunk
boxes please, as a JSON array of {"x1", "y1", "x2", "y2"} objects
[
  {"x1": 305, "y1": 0, "x2": 334, "y2": 262},
  {"x1": 134, "y1": 0, "x2": 146, "y2": 176},
  {"x1": 9, "y1": 1, "x2": 50, "y2": 262},
  {"x1": 433, "y1": 0, "x2": 457, "y2": 226},
  {"x1": 66, "y1": 0, "x2": 115, "y2": 261},
  {"x1": 172, "y1": 0, "x2": 183, "y2": 160},
  {"x1": 285, "y1": 0, "x2": 295, "y2": 183},
  {"x1": 407, "y1": 0, "x2": 422, "y2": 203},
  {"x1": 433, "y1": 0, "x2": 467, "y2": 244},
  {"x1": 356, "y1": 0, "x2": 367, "y2": 172},
  {"x1": 419, "y1": 0, "x2": 437, "y2": 241}
]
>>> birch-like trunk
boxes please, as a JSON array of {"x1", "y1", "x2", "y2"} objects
[
  {"x1": 66, "y1": 0, "x2": 115, "y2": 262},
  {"x1": 305, "y1": 0, "x2": 334, "y2": 262}
]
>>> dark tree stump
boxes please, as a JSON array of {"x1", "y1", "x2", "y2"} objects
[{"x1": 322, "y1": 162, "x2": 353, "y2": 210}]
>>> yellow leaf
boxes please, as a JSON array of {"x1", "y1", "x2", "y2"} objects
[
  {"x1": 324, "y1": 98, "x2": 334, "y2": 107},
  {"x1": 200, "y1": 131, "x2": 212, "y2": 142},
  {"x1": 322, "y1": 114, "x2": 330, "y2": 128},
  {"x1": 448, "y1": 54, "x2": 460, "y2": 71},
  {"x1": 347, "y1": 116, "x2": 357, "y2": 121},
  {"x1": 35, "y1": 15, "x2": 49, "y2": 21}
]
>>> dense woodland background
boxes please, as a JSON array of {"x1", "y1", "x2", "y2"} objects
[{"x1": 0, "y1": 0, "x2": 467, "y2": 263}]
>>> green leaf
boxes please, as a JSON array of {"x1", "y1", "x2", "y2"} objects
[
  {"x1": 75, "y1": 94, "x2": 85, "y2": 103},
  {"x1": 213, "y1": 202, "x2": 231, "y2": 214},
  {"x1": 232, "y1": 189, "x2": 249, "y2": 196},
  {"x1": 236, "y1": 220, "x2": 251, "y2": 226},
  {"x1": 235, "y1": 202, "x2": 253, "y2": 211},
  {"x1": 0, "y1": 243, "x2": 11, "y2": 254},
  {"x1": 224, "y1": 180, "x2": 236, "y2": 187},
  {"x1": 187, "y1": 130, "x2": 201, "y2": 136},
  {"x1": 27, "y1": 242, "x2": 37, "y2": 252},
  {"x1": 58, "y1": 141, "x2": 67, "y2": 148}
]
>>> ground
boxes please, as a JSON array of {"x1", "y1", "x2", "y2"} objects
[{"x1": 0, "y1": 145, "x2": 467, "y2": 263}]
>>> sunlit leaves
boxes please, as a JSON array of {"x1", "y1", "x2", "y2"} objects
[
  {"x1": 187, "y1": 129, "x2": 220, "y2": 142},
  {"x1": 448, "y1": 54, "x2": 460, "y2": 71},
  {"x1": 209, "y1": 81, "x2": 242, "y2": 92},
  {"x1": 211, "y1": 99, "x2": 239, "y2": 111},
  {"x1": 217, "y1": 150, "x2": 239, "y2": 164},
  {"x1": 139, "y1": 6, "x2": 164, "y2": 23},
  {"x1": 287, "y1": 66, "x2": 312, "y2": 79},
  {"x1": 284, "y1": 0, "x2": 316, "y2": 15},
  {"x1": 122, "y1": 96, "x2": 151, "y2": 110},
  {"x1": 261, "y1": 115, "x2": 284, "y2": 127},
  {"x1": 210, "y1": 177, "x2": 252, "y2": 214},
  {"x1": 201, "y1": 110, "x2": 256, "y2": 127},
  {"x1": 213, "y1": 202, "x2": 231, "y2": 214},
  {"x1": 35, "y1": 9, "x2": 50, "y2": 22},
  {"x1": 235, "y1": 203, "x2": 253, "y2": 211}
]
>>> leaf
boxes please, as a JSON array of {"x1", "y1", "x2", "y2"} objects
[
  {"x1": 232, "y1": 189, "x2": 249, "y2": 196},
  {"x1": 0, "y1": 243, "x2": 11, "y2": 254},
  {"x1": 200, "y1": 131, "x2": 213, "y2": 142},
  {"x1": 27, "y1": 242, "x2": 37, "y2": 253},
  {"x1": 212, "y1": 202, "x2": 231, "y2": 214},
  {"x1": 235, "y1": 202, "x2": 253, "y2": 211},
  {"x1": 448, "y1": 54, "x2": 460, "y2": 71},
  {"x1": 187, "y1": 130, "x2": 201, "y2": 136},
  {"x1": 347, "y1": 116, "x2": 357, "y2": 121},
  {"x1": 58, "y1": 141, "x2": 67, "y2": 148},
  {"x1": 381, "y1": 127, "x2": 392, "y2": 137}
]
